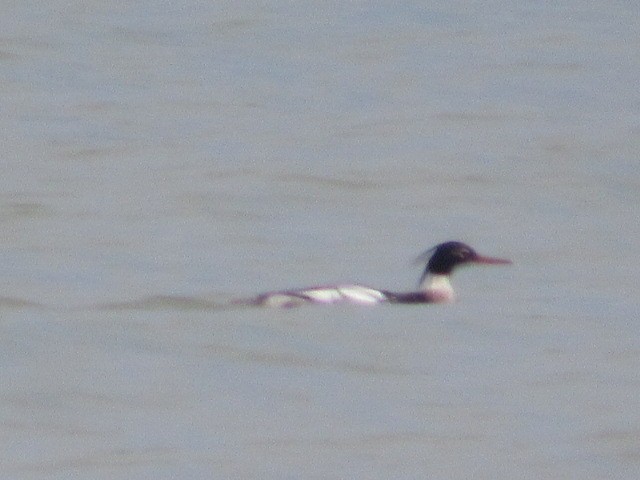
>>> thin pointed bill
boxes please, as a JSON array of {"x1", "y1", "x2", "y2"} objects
[{"x1": 473, "y1": 255, "x2": 512, "y2": 265}]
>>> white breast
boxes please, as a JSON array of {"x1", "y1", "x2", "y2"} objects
[{"x1": 419, "y1": 274, "x2": 455, "y2": 302}]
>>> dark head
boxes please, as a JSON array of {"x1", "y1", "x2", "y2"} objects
[{"x1": 420, "y1": 241, "x2": 511, "y2": 276}]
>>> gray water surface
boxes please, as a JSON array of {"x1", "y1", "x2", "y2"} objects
[{"x1": 2, "y1": 2, "x2": 640, "y2": 479}]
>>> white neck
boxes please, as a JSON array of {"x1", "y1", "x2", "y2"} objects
[{"x1": 419, "y1": 273, "x2": 455, "y2": 303}]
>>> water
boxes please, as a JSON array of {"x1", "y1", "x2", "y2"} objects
[{"x1": 2, "y1": 1, "x2": 640, "y2": 478}]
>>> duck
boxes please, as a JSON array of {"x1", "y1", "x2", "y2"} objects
[{"x1": 243, "y1": 241, "x2": 511, "y2": 308}]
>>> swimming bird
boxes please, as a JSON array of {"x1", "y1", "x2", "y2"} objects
[{"x1": 244, "y1": 241, "x2": 511, "y2": 308}]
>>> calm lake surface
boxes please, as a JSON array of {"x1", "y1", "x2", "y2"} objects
[{"x1": 2, "y1": 2, "x2": 640, "y2": 479}]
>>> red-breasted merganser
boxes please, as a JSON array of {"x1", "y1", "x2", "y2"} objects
[{"x1": 242, "y1": 241, "x2": 511, "y2": 308}]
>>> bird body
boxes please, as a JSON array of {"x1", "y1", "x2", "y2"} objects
[{"x1": 242, "y1": 241, "x2": 510, "y2": 308}]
